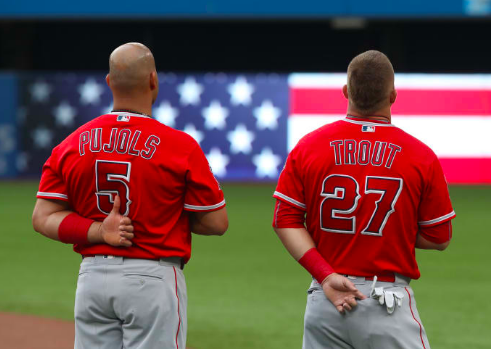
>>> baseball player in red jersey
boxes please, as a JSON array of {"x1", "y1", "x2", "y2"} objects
[
  {"x1": 273, "y1": 50, "x2": 455, "y2": 349},
  {"x1": 32, "y1": 43, "x2": 228, "y2": 349}
]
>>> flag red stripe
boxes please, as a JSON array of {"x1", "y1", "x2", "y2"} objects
[
  {"x1": 291, "y1": 88, "x2": 491, "y2": 116},
  {"x1": 440, "y1": 158, "x2": 491, "y2": 184},
  {"x1": 291, "y1": 88, "x2": 346, "y2": 115}
]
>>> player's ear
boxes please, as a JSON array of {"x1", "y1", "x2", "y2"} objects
[
  {"x1": 389, "y1": 89, "x2": 397, "y2": 105},
  {"x1": 150, "y1": 71, "x2": 158, "y2": 91},
  {"x1": 106, "y1": 74, "x2": 111, "y2": 88},
  {"x1": 150, "y1": 71, "x2": 159, "y2": 104},
  {"x1": 342, "y1": 85, "x2": 349, "y2": 100}
]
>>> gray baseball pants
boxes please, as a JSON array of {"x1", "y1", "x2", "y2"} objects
[
  {"x1": 74, "y1": 255, "x2": 187, "y2": 349},
  {"x1": 303, "y1": 275, "x2": 431, "y2": 349}
]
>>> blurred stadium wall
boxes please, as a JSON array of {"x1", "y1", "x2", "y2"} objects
[{"x1": 1, "y1": 0, "x2": 491, "y2": 183}]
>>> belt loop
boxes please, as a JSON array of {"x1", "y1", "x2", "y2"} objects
[
  {"x1": 394, "y1": 273, "x2": 411, "y2": 285},
  {"x1": 158, "y1": 257, "x2": 184, "y2": 269}
]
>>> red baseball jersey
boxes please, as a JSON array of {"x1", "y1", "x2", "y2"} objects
[
  {"x1": 274, "y1": 115, "x2": 455, "y2": 279},
  {"x1": 37, "y1": 112, "x2": 225, "y2": 262}
]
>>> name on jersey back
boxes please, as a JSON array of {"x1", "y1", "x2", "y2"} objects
[
  {"x1": 79, "y1": 128, "x2": 160, "y2": 160},
  {"x1": 330, "y1": 140, "x2": 402, "y2": 168}
]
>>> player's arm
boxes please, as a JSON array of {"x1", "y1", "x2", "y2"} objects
[
  {"x1": 184, "y1": 144, "x2": 228, "y2": 236},
  {"x1": 416, "y1": 235, "x2": 449, "y2": 251},
  {"x1": 32, "y1": 196, "x2": 134, "y2": 246},
  {"x1": 415, "y1": 221, "x2": 452, "y2": 251},
  {"x1": 416, "y1": 156, "x2": 455, "y2": 251},
  {"x1": 273, "y1": 200, "x2": 366, "y2": 314},
  {"x1": 189, "y1": 207, "x2": 228, "y2": 236}
]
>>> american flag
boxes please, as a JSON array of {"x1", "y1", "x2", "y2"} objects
[
  {"x1": 289, "y1": 73, "x2": 491, "y2": 184},
  {"x1": 7, "y1": 72, "x2": 491, "y2": 184},
  {"x1": 16, "y1": 73, "x2": 289, "y2": 181}
]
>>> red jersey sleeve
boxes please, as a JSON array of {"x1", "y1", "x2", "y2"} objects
[
  {"x1": 184, "y1": 145, "x2": 225, "y2": 212},
  {"x1": 419, "y1": 221, "x2": 452, "y2": 244},
  {"x1": 418, "y1": 157, "x2": 456, "y2": 227},
  {"x1": 273, "y1": 146, "x2": 306, "y2": 211},
  {"x1": 37, "y1": 147, "x2": 69, "y2": 202},
  {"x1": 272, "y1": 199, "x2": 306, "y2": 228}
]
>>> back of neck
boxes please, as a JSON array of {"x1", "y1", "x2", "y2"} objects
[
  {"x1": 346, "y1": 108, "x2": 391, "y2": 123},
  {"x1": 112, "y1": 96, "x2": 152, "y2": 117}
]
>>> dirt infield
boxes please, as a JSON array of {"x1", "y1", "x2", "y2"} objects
[
  {"x1": 0, "y1": 312, "x2": 195, "y2": 349},
  {"x1": 0, "y1": 312, "x2": 75, "y2": 349}
]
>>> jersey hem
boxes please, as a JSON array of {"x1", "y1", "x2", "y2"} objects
[
  {"x1": 183, "y1": 199, "x2": 226, "y2": 212},
  {"x1": 273, "y1": 191, "x2": 307, "y2": 210},
  {"x1": 37, "y1": 192, "x2": 69, "y2": 201},
  {"x1": 418, "y1": 211, "x2": 456, "y2": 227},
  {"x1": 76, "y1": 251, "x2": 190, "y2": 263},
  {"x1": 332, "y1": 270, "x2": 418, "y2": 281}
]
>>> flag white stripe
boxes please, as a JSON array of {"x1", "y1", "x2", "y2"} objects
[
  {"x1": 289, "y1": 73, "x2": 491, "y2": 90},
  {"x1": 288, "y1": 115, "x2": 491, "y2": 157}
]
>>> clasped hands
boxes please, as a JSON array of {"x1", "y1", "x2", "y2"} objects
[
  {"x1": 322, "y1": 274, "x2": 405, "y2": 315},
  {"x1": 321, "y1": 273, "x2": 367, "y2": 314}
]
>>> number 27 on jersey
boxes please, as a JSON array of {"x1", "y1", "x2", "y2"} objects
[{"x1": 320, "y1": 174, "x2": 403, "y2": 237}]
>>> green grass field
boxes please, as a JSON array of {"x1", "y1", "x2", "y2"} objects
[{"x1": 0, "y1": 182, "x2": 490, "y2": 349}]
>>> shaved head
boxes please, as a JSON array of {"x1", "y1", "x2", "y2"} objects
[
  {"x1": 347, "y1": 50, "x2": 395, "y2": 115},
  {"x1": 108, "y1": 43, "x2": 157, "y2": 95}
]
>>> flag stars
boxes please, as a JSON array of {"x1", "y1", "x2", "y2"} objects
[
  {"x1": 253, "y1": 100, "x2": 281, "y2": 130},
  {"x1": 53, "y1": 101, "x2": 76, "y2": 127},
  {"x1": 30, "y1": 81, "x2": 52, "y2": 103},
  {"x1": 206, "y1": 147, "x2": 230, "y2": 177},
  {"x1": 155, "y1": 101, "x2": 179, "y2": 127},
  {"x1": 0, "y1": 125, "x2": 15, "y2": 153},
  {"x1": 177, "y1": 77, "x2": 204, "y2": 105},
  {"x1": 32, "y1": 127, "x2": 54, "y2": 149},
  {"x1": 202, "y1": 100, "x2": 229, "y2": 130},
  {"x1": 20, "y1": 73, "x2": 286, "y2": 180},
  {"x1": 227, "y1": 124, "x2": 255, "y2": 154},
  {"x1": 78, "y1": 78, "x2": 104, "y2": 105},
  {"x1": 228, "y1": 76, "x2": 255, "y2": 106},
  {"x1": 252, "y1": 148, "x2": 282, "y2": 178},
  {"x1": 183, "y1": 124, "x2": 204, "y2": 145},
  {"x1": 16, "y1": 152, "x2": 29, "y2": 172}
]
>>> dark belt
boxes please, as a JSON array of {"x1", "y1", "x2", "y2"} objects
[
  {"x1": 82, "y1": 255, "x2": 185, "y2": 270},
  {"x1": 343, "y1": 273, "x2": 396, "y2": 283},
  {"x1": 365, "y1": 275, "x2": 395, "y2": 282}
]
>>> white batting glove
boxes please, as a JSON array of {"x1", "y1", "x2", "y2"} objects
[
  {"x1": 370, "y1": 276, "x2": 404, "y2": 314},
  {"x1": 372, "y1": 287, "x2": 385, "y2": 305},
  {"x1": 394, "y1": 292, "x2": 404, "y2": 307}
]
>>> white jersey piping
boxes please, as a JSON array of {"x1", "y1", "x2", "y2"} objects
[
  {"x1": 184, "y1": 199, "x2": 226, "y2": 211},
  {"x1": 418, "y1": 211, "x2": 456, "y2": 226},
  {"x1": 273, "y1": 191, "x2": 307, "y2": 210},
  {"x1": 37, "y1": 192, "x2": 69, "y2": 200}
]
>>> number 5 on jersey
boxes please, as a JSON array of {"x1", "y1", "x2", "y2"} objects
[
  {"x1": 320, "y1": 175, "x2": 403, "y2": 236},
  {"x1": 95, "y1": 160, "x2": 132, "y2": 216}
]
